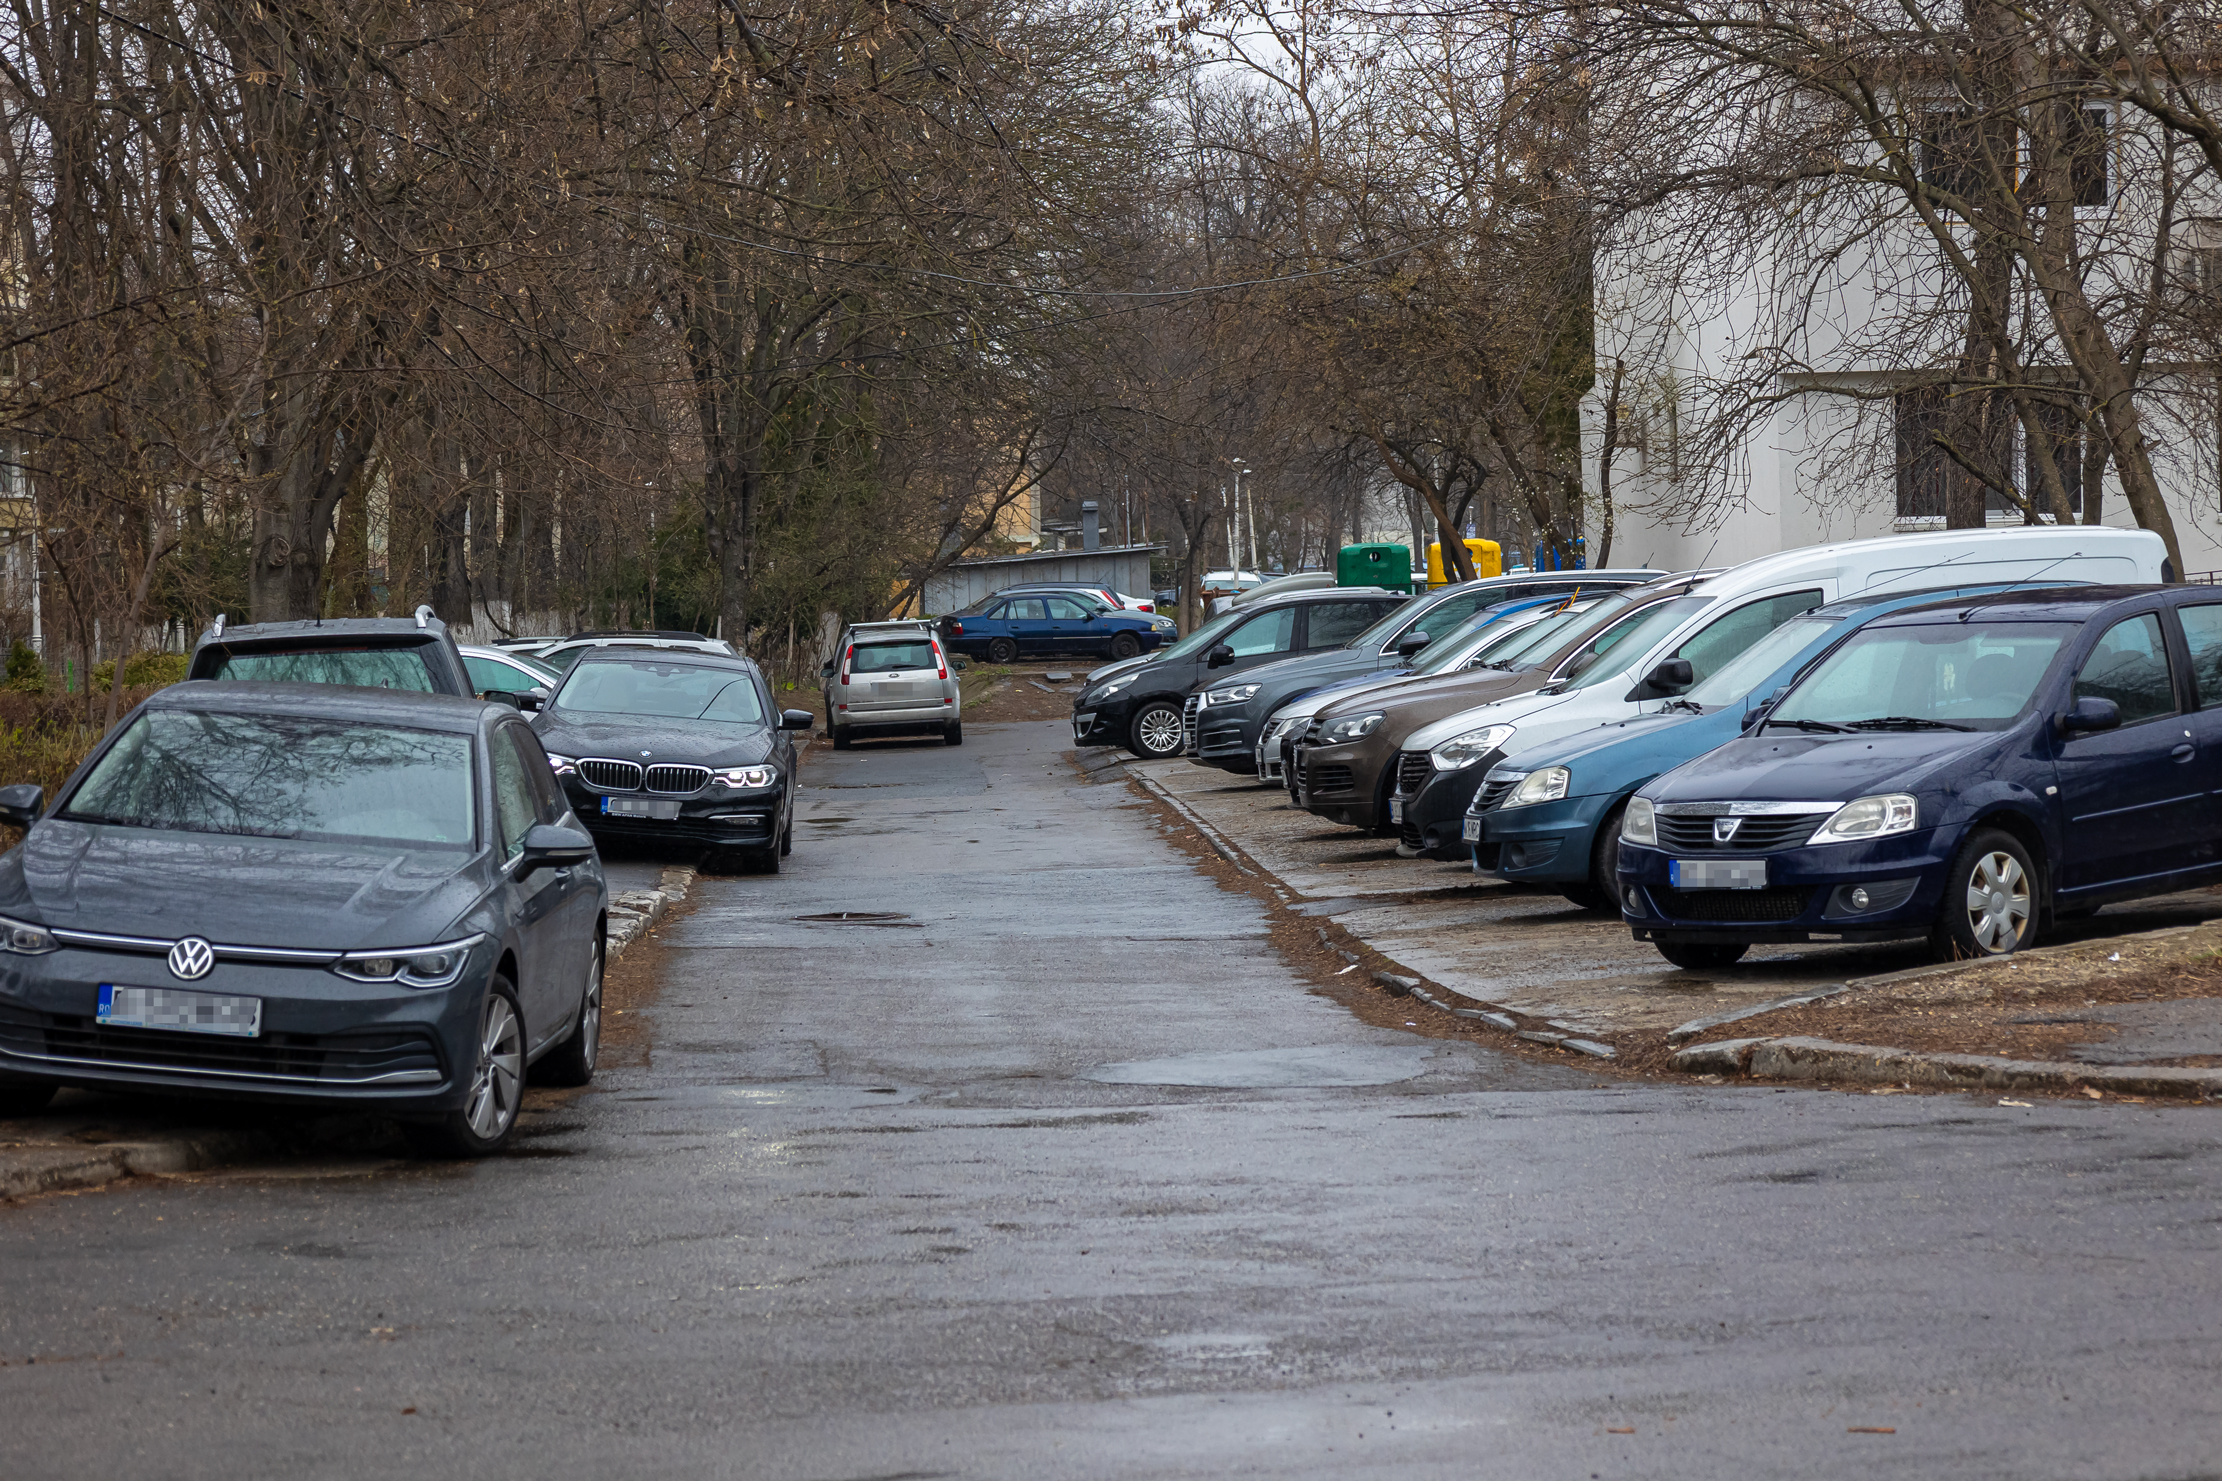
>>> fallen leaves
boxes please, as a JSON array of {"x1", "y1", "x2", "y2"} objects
[{"x1": 1847, "y1": 1426, "x2": 1896, "y2": 1434}]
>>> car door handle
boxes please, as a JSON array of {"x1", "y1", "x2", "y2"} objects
[{"x1": 2173, "y1": 743, "x2": 2196, "y2": 761}]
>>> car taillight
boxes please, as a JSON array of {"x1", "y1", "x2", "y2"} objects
[
  {"x1": 933, "y1": 641, "x2": 948, "y2": 681},
  {"x1": 950, "y1": 621, "x2": 964, "y2": 636},
  {"x1": 840, "y1": 643, "x2": 854, "y2": 685}
]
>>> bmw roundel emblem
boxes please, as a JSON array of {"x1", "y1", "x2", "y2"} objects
[{"x1": 167, "y1": 936, "x2": 215, "y2": 981}]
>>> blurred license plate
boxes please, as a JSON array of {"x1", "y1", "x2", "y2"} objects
[
  {"x1": 1462, "y1": 818, "x2": 1481, "y2": 842},
  {"x1": 1388, "y1": 799, "x2": 1403, "y2": 823},
  {"x1": 603, "y1": 797, "x2": 680, "y2": 819},
  {"x1": 1670, "y1": 859, "x2": 1766, "y2": 890},
  {"x1": 99, "y1": 985, "x2": 261, "y2": 1037}
]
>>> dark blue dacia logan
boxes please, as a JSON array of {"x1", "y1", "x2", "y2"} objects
[{"x1": 1619, "y1": 586, "x2": 2222, "y2": 969}]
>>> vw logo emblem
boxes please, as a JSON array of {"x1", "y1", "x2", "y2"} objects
[
  {"x1": 1712, "y1": 817, "x2": 1742, "y2": 843},
  {"x1": 167, "y1": 936, "x2": 215, "y2": 981}
]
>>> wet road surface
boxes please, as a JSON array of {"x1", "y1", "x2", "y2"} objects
[{"x1": 3, "y1": 720, "x2": 2221, "y2": 1478}]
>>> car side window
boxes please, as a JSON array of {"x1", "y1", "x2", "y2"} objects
[
  {"x1": 2178, "y1": 604, "x2": 2222, "y2": 708},
  {"x1": 1003, "y1": 598, "x2": 1045, "y2": 620},
  {"x1": 1224, "y1": 607, "x2": 1297, "y2": 658},
  {"x1": 1404, "y1": 592, "x2": 1488, "y2": 639},
  {"x1": 464, "y1": 656, "x2": 524, "y2": 696},
  {"x1": 1044, "y1": 597, "x2": 1092, "y2": 619},
  {"x1": 2076, "y1": 612, "x2": 2177, "y2": 726},
  {"x1": 503, "y1": 726, "x2": 565, "y2": 823},
  {"x1": 1671, "y1": 590, "x2": 1825, "y2": 682},
  {"x1": 489, "y1": 729, "x2": 541, "y2": 862},
  {"x1": 1304, "y1": 601, "x2": 1388, "y2": 649}
]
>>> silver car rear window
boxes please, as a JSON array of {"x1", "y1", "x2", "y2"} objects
[{"x1": 853, "y1": 641, "x2": 937, "y2": 673}]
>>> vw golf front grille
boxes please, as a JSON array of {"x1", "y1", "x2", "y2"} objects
[
  {"x1": 579, "y1": 758, "x2": 644, "y2": 791},
  {"x1": 0, "y1": 1004, "x2": 444, "y2": 1086},
  {"x1": 645, "y1": 764, "x2": 711, "y2": 795}
]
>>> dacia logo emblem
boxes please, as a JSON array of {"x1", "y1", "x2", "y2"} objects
[
  {"x1": 167, "y1": 936, "x2": 215, "y2": 981},
  {"x1": 1712, "y1": 817, "x2": 1742, "y2": 843}
]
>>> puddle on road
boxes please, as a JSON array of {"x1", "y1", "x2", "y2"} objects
[
  {"x1": 615, "y1": 1082, "x2": 926, "y2": 1110},
  {"x1": 1082, "y1": 1044, "x2": 1433, "y2": 1088}
]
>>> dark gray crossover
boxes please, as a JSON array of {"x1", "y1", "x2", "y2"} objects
[
  {"x1": 532, "y1": 649, "x2": 813, "y2": 872},
  {"x1": 189, "y1": 607, "x2": 474, "y2": 695},
  {"x1": 1187, "y1": 570, "x2": 1665, "y2": 772},
  {"x1": 0, "y1": 683, "x2": 608, "y2": 1156}
]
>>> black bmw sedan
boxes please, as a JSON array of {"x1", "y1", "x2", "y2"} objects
[
  {"x1": 0, "y1": 683, "x2": 607, "y2": 1157},
  {"x1": 531, "y1": 648, "x2": 813, "y2": 871}
]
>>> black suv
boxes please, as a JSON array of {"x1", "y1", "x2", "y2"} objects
[
  {"x1": 1072, "y1": 587, "x2": 1411, "y2": 759},
  {"x1": 189, "y1": 607, "x2": 474, "y2": 696}
]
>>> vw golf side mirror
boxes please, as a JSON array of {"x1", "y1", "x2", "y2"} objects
[
  {"x1": 1395, "y1": 631, "x2": 1431, "y2": 658},
  {"x1": 780, "y1": 708, "x2": 815, "y2": 731},
  {"x1": 2057, "y1": 695, "x2": 2121, "y2": 735},
  {"x1": 1206, "y1": 644, "x2": 1237, "y2": 670},
  {"x1": 516, "y1": 821, "x2": 594, "y2": 877},
  {"x1": 0, "y1": 783, "x2": 42, "y2": 830},
  {"x1": 1629, "y1": 657, "x2": 1695, "y2": 702}
]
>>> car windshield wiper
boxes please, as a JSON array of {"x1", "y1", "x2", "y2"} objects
[
  {"x1": 1845, "y1": 716, "x2": 1975, "y2": 732},
  {"x1": 1761, "y1": 717, "x2": 1850, "y2": 734}
]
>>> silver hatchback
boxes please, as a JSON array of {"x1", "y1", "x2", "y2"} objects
[{"x1": 822, "y1": 622, "x2": 964, "y2": 749}]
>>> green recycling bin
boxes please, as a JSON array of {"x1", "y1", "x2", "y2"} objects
[{"x1": 1338, "y1": 543, "x2": 1414, "y2": 593}]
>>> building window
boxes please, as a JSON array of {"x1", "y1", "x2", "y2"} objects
[
  {"x1": 2065, "y1": 106, "x2": 2111, "y2": 209},
  {"x1": 1922, "y1": 111, "x2": 2014, "y2": 203},
  {"x1": 1896, "y1": 384, "x2": 2011, "y2": 522},
  {"x1": 2024, "y1": 399, "x2": 2086, "y2": 517}
]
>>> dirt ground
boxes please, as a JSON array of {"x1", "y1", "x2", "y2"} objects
[{"x1": 1665, "y1": 917, "x2": 2222, "y2": 1069}]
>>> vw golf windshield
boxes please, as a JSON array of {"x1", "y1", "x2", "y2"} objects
[
  {"x1": 1770, "y1": 622, "x2": 2073, "y2": 731},
  {"x1": 62, "y1": 712, "x2": 475, "y2": 848}
]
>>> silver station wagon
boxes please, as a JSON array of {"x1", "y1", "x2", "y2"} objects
[{"x1": 822, "y1": 621, "x2": 965, "y2": 749}]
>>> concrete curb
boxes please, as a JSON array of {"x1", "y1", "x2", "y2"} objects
[
  {"x1": 1118, "y1": 759, "x2": 1616, "y2": 1059},
  {"x1": 0, "y1": 862, "x2": 701, "y2": 1202},
  {"x1": 1671, "y1": 1033, "x2": 2222, "y2": 1100}
]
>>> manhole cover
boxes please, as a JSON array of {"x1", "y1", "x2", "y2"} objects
[{"x1": 792, "y1": 912, "x2": 922, "y2": 928}]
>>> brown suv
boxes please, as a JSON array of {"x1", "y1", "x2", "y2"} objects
[{"x1": 1292, "y1": 575, "x2": 1712, "y2": 831}]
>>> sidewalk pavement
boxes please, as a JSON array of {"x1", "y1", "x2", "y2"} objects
[
  {"x1": 0, "y1": 864, "x2": 696, "y2": 1202},
  {"x1": 1115, "y1": 751, "x2": 2222, "y2": 1100}
]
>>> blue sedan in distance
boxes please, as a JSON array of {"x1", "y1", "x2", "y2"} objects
[{"x1": 939, "y1": 593, "x2": 1176, "y2": 664}]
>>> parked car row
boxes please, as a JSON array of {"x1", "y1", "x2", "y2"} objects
[
  {"x1": 1084, "y1": 526, "x2": 2194, "y2": 968},
  {"x1": 0, "y1": 610, "x2": 811, "y2": 1156}
]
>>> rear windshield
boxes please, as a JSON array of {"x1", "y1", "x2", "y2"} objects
[
  {"x1": 555, "y1": 659, "x2": 766, "y2": 724},
  {"x1": 853, "y1": 641, "x2": 937, "y2": 673},
  {"x1": 203, "y1": 647, "x2": 436, "y2": 692},
  {"x1": 62, "y1": 711, "x2": 474, "y2": 849},
  {"x1": 1772, "y1": 622, "x2": 2072, "y2": 730}
]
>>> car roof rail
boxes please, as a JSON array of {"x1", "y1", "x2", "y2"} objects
[
  {"x1": 564, "y1": 629, "x2": 711, "y2": 642},
  {"x1": 414, "y1": 604, "x2": 436, "y2": 630}
]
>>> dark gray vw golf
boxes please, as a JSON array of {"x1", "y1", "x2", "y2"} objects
[{"x1": 0, "y1": 683, "x2": 608, "y2": 1156}]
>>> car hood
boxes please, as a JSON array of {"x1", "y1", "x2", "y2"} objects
[
  {"x1": 1231, "y1": 648, "x2": 1381, "y2": 693},
  {"x1": 1416, "y1": 684, "x2": 1672, "y2": 758},
  {"x1": 534, "y1": 712, "x2": 774, "y2": 767},
  {"x1": 1085, "y1": 653, "x2": 1158, "y2": 685},
  {"x1": 0, "y1": 822, "x2": 486, "y2": 949},
  {"x1": 1495, "y1": 709, "x2": 1731, "y2": 796},
  {"x1": 1648, "y1": 728, "x2": 2009, "y2": 804},
  {"x1": 1270, "y1": 666, "x2": 1420, "y2": 721}
]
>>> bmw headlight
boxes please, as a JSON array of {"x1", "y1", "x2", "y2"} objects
[
  {"x1": 1808, "y1": 793, "x2": 1918, "y2": 845},
  {"x1": 1320, "y1": 711, "x2": 1386, "y2": 743},
  {"x1": 1430, "y1": 724, "x2": 1515, "y2": 770},
  {"x1": 1506, "y1": 766, "x2": 1571, "y2": 808},
  {"x1": 0, "y1": 912, "x2": 57, "y2": 954},
  {"x1": 714, "y1": 765, "x2": 778, "y2": 789},
  {"x1": 334, "y1": 934, "x2": 484, "y2": 989},
  {"x1": 545, "y1": 752, "x2": 578, "y2": 776},
  {"x1": 1622, "y1": 796, "x2": 1658, "y2": 845},
  {"x1": 1204, "y1": 682, "x2": 1263, "y2": 708}
]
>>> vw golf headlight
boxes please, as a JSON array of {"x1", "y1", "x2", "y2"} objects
[
  {"x1": 1431, "y1": 724, "x2": 1515, "y2": 771},
  {"x1": 545, "y1": 752, "x2": 579, "y2": 776},
  {"x1": 715, "y1": 765, "x2": 778, "y2": 789},
  {"x1": 1506, "y1": 766, "x2": 1571, "y2": 808},
  {"x1": 1204, "y1": 683, "x2": 1263, "y2": 708},
  {"x1": 1320, "y1": 711, "x2": 1386, "y2": 743},
  {"x1": 1808, "y1": 793, "x2": 1918, "y2": 845},
  {"x1": 0, "y1": 912, "x2": 57, "y2": 955},
  {"x1": 1622, "y1": 796, "x2": 1658, "y2": 845},
  {"x1": 334, "y1": 935, "x2": 484, "y2": 989}
]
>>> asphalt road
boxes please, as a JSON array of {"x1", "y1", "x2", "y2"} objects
[{"x1": 3, "y1": 719, "x2": 2221, "y2": 1479}]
